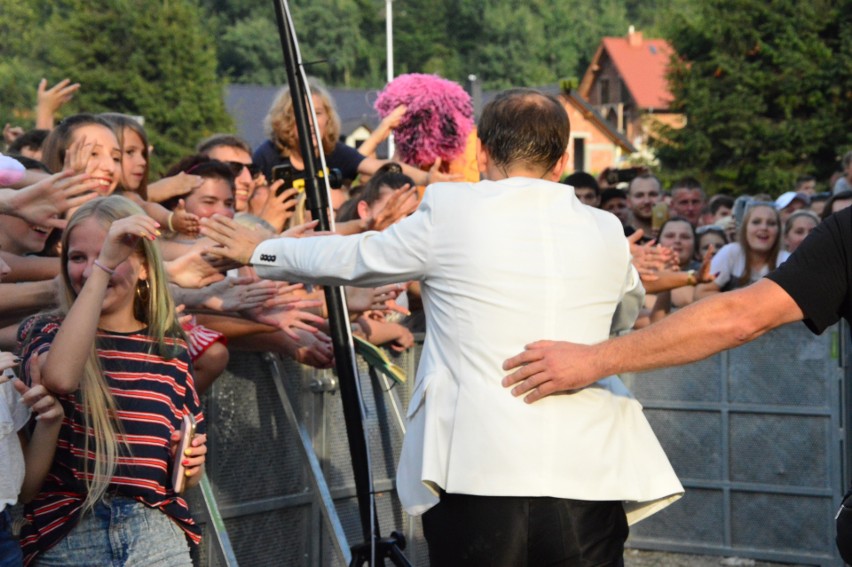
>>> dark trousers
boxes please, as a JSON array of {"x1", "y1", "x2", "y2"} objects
[{"x1": 422, "y1": 492, "x2": 628, "y2": 567}]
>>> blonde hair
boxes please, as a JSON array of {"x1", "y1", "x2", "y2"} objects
[
  {"x1": 60, "y1": 195, "x2": 183, "y2": 511},
  {"x1": 264, "y1": 79, "x2": 340, "y2": 158}
]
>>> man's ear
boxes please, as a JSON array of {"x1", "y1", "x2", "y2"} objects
[
  {"x1": 548, "y1": 152, "x2": 570, "y2": 182},
  {"x1": 476, "y1": 138, "x2": 489, "y2": 175}
]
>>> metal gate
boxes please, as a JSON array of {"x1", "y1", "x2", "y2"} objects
[
  {"x1": 190, "y1": 322, "x2": 848, "y2": 566},
  {"x1": 623, "y1": 323, "x2": 846, "y2": 566}
]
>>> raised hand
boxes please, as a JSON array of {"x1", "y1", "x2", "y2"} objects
[
  {"x1": 97, "y1": 214, "x2": 160, "y2": 270},
  {"x1": 425, "y1": 157, "x2": 462, "y2": 184},
  {"x1": 1, "y1": 170, "x2": 100, "y2": 229},
  {"x1": 258, "y1": 182, "x2": 298, "y2": 232},
  {"x1": 368, "y1": 185, "x2": 419, "y2": 231},
  {"x1": 36, "y1": 78, "x2": 80, "y2": 129}
]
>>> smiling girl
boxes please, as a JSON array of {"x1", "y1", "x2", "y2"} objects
[
  {"x1": 17, "y1": 196, "x2": 206, "y2": 566},
  {"x1": 696, "y1": 201, "x2": 789, "y2": 297}
]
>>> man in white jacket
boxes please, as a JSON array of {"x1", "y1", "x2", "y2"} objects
[{"x1": 201, "y1": 88, "x2": 682, "y2": 566}]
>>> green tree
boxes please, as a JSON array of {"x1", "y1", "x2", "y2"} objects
[
  {"x1": 656, "y1": 0, "x2": 852, "y2": 195},
  {"x1": 22, "y1": 0, "x2": 232, "y2": 174}
]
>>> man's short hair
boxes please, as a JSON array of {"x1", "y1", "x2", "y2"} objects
[
  {"x1": 795, "y1": 174, "x2": 816, "y2": 188},
  {"x1": 8, "y1": 129, "x2": 49, "y2": 154},
  {"x1": 563, "y1": 171, "x2": 599, "y2": 195},
  {"x1": 196, "y1": 134, "x2": 252, "y2": 156},
  {"x1": 627, "y1": 173, "x2": 661, "y2": 195},
  {"x1": 670, "y1": 176, "x2": 705, "y2": 198},
  {"x1": 478, "y1": 89, "x2": 569, "y2": 172},
  {"x1": 600, "y1": 188, "x2": 627, "y2": 207},
  {"x1": 709, "y1": 194, "x2": 734, "y2": 215}
]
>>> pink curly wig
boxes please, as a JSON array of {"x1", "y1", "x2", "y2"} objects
[{"x1": 374, "y1": 74, "x2": 474, "y2": 168}]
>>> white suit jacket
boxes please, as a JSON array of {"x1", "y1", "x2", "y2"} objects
[{"x1": 251, "y1": 178, "x2": 683, "y2": 524}]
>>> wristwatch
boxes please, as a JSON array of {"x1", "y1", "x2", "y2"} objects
[{"x1": 686, "y1": 269, "x2": 697, "y2": 286}]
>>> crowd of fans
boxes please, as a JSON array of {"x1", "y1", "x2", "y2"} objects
[{"x1": 0, "y1": 76, "x2": 847, "y2": 565}]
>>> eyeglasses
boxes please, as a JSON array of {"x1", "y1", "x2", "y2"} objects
[{"x1": 224, "y1": 161, "x2": 261, "y2": 178}]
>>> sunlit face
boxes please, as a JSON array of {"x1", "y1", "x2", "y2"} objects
[
  {"x1": 206, "y1": 145, "x2": 253, "y2": 212},
  {"x1": 66, "y1": 217, "x2": 147, "y2": 325},
  {"x1": 0, "y1": 214, "x2": 53, "y2": 255},
  {"x1": 70, "y1": 124, "x2": 121, "y2": 195},
  {"x1": 357, "y1": 185, "x2": 417, "y2": 224},
  {"x1": 670, "y1": 188, "x2": 704, "y2": 226},
  {"x1": 120, "y1": 127, "x2": 147, "y2": 192},
  {"x1": 184, "y1": 178, "x2": 235, "y2": 220},
  {"x1": 659, "y1": 220, "x2": 695, "y2": 267},
  {"x1": 698, "y1": 231, "x2": 726, "y2": 259},
  {"x1": 627, "y1": 178, "x2": 661, "y2": 221},
  {"x1": 745, "y1": 206, "x2": 779, "y2": 254},
  {"x1": 784, "y1": 215, "x2": 818, "y2": 253}
]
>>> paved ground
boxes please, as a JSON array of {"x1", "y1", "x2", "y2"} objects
[{"x1": 624, "y1": 549, "x2": 812, "y2": 567}]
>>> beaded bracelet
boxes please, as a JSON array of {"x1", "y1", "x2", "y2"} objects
[{"x1": 93, "y1": 259, "x2": 116, "y2": 276}]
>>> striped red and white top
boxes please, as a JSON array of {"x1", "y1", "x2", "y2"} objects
[{"x1": 17, "y1": 315, "x2": 205, "y2": 565}]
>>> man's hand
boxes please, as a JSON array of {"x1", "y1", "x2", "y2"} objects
[
  {"x1": 0, "y1": 170, "x2": 100, "y2": 229},
  {"x1": 501, "y1": 340, "x2": 605, "y2": 403},
  {"x1": 199, "y1": 214, "x2": 270, "y2": 265}
]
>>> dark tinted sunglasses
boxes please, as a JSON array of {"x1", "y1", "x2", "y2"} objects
[{"x1": 225, "y1": 161, "x2": 261, "y2": 178}]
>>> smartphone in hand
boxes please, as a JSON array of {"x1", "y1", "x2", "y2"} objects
[{"x1": 172, "y1": 413, "x2": 197, "y2": 494}]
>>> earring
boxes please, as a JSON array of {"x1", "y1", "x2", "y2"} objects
[{"x1": 135, "y1": 278, "x2": 150, "y2": 303}]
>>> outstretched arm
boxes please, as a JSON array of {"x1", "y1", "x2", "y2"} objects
[{"x1": 502, "y1": 278, "x2": 804, "y2": 403}]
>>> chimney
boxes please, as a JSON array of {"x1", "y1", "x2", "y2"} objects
[{"x1": 627, "y1": 26, "x2": 642, "y2": 47}]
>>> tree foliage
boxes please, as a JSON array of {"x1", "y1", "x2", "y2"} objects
[
  {"x1": 201, "y1": 0, "x2": 647, "y2": 89},
  {"x1": 656, "y1": 0, "x2": 852, "y2": 194},
  {"x1": 1, "y1": 0, "x2": 232, "y2": 175}
]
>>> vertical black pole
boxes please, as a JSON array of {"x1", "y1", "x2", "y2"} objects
[{"x1": 271, "y1": 0, "x2": 378, "y2": 550}]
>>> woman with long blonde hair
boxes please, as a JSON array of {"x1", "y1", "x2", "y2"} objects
[{"x1": 18, "y1": 195, "x2": 206, "y2": 566}]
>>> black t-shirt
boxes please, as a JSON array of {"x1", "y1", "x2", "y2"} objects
[
  {"x1": 253, "y1": 139, "x2": 365, "y2": 184},
  {"x1": 766, "y1": 207, "x2": 852, "y2": 334}
]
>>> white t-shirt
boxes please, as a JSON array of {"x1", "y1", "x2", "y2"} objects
[
  {"x1": 0, "y1": 376, "x2": 31, "y2": 512},
  {"x1": 711, "y1": 242, "x2": 790, "y2": 290}
]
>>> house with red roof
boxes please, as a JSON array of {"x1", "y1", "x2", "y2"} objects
[{"x1": 578, "y1": 27, "x2": 684, "y2": 149}]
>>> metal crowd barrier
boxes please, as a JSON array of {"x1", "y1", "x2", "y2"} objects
[{"x1": 190, "y1": 322, "x2": 849, "y2": 566}]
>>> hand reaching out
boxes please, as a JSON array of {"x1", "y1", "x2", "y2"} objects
[
  {"x1": 171, "y1": 199, "x2": 200, "y2": 236},
  {"x1": 367, "y1": 185, "x2": 419, "y2": 231},
  {"x1": 425, "y1": 158, "x2": 462, "y2": 184},
  {"x1": 199, "y1": 214, "x2": 271, "y2": 266},
  {"x1": 0, "y1": 170, "x2": 100, "y2": 229}
]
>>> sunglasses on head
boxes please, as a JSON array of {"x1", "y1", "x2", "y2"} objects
[{"x1": 224, "y1": 161, "x2": 261, "y2": 178}]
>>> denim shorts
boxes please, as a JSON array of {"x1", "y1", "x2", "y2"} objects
[
  {"x1": 0, "y1": 508, "x2": 23, "y2": 567},
  {"x1": 35, "y1": 496, "x2": 191, "y2": 567}
]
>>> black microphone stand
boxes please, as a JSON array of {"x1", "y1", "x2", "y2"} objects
[{"x1": 271, "y1": 2, "x2": 411, "y2": 565}]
